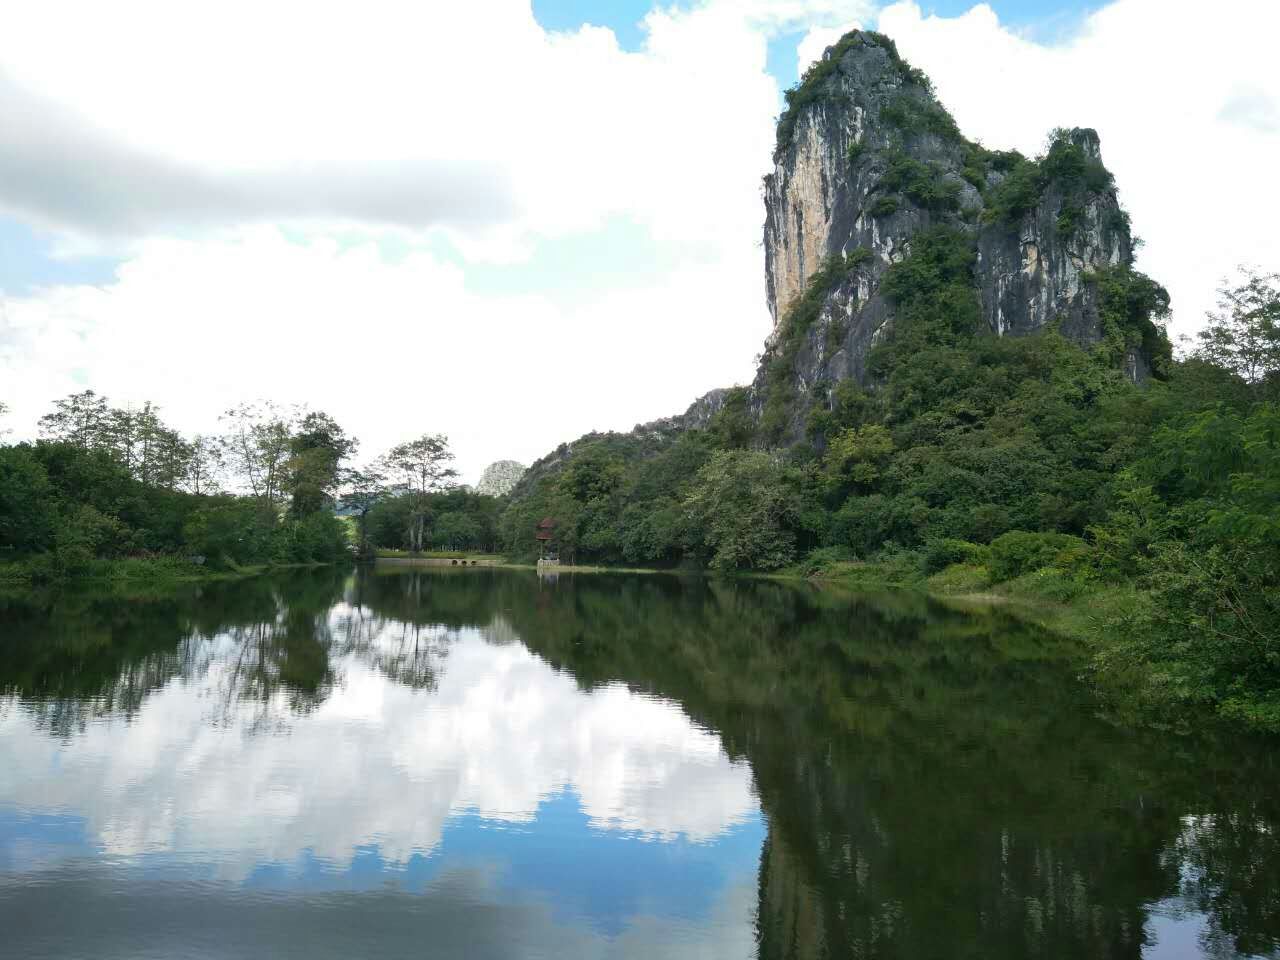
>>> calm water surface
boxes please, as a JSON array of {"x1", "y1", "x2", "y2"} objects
[{"x1": 0, "y1": 567, "x2": 1276, "y2": 959}]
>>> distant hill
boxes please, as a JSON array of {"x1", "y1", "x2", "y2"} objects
[{"x1": 476, "y1": 460, "x2": 526, "y2": 497}]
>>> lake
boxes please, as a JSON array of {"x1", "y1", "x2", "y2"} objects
[{"x1": 1, "y1": 567, "x2": 1276, "y2": 959}]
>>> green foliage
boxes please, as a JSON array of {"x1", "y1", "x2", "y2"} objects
[
  {"x1": 922, "y1": 538, "x2": 987, "y2": 574},
  {"x1": 0, "y1": 392, "x2": 361, "y2": 579},
  {"x1": 987, "y1": 531, "x2": 1086, "y2": 582},
  {"x1": 869, "y1": 195, "x2": 899, "y2": 217},
  {"x1": 806, "y1": 378, "x2": 869, "y2": 443},
  {"x1": 879, "y1": 92, "x2": 961, "y2": 142},
  {"x1": 876, "y1": 151, "x2": 962, "y2": 212},
  {"x1": 1092, "y1": 265, "x2": 1172, "y2": 370},
  {"x1": 1086, "y1": 401, "x2": 1280, "y2": 728},
  {"x1": 873, "y1": 226, "x2": 981, "y2": 371},
  {"x1": 760, "y1": 252, "x2": 871, "y2": 445},
  {"x1": 775, "y1": 30, "x2": 927, "y2": 158},
  {"x1": 0, "y1": 445, "x2": 56, "y2": 553},
  {"x1": 683, "y1": 450, "x2": 799, "y2": 571},
  {"x1": 798, "y1": 545, "x2": 855, "y2": 576},
  {"x1": 288, "y1": 411, "x2": 356, "y2": 518},
  {"x1": 368, "y1": 487, "x2": 500, "y2": 555},
  {"x1": 1190, "y1": 268, "x2": 1280, "y2": 393},
  {"x1": 981, "y1": 130, "x2": 1118, "y2": 237},
  {"x1": 980, "y1": 152, "x2": 1042, "y2": 225},
  {"x1": 708, "y1": 387, "x2": 754, "y2": 449},
  {"x1": 822, "y1": 424, "x2": 893, "y2": 497}
]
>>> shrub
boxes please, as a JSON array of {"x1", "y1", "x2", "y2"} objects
[
  {"x1": 923, "y1": 537, "x2": 987, "y2": 573},
  {"x1": 879, "y1": 93, "x2": 961, "y2": 142},
  {"x1": 799, "y1": 545, "x2": 854, "y2": 576},
  {"x1": 870, "y1": 195, "x2": 899, "y2": 218},
  {"x1": 987, "y1": 531, "x2": 1085, "y2": 582},
  {"x1": 927, "y1": 562, "x2": 992, "y2": 594},
  {"x1": 776, "y1": 31, "x2": 928, "y2": 157},
  {"x1": 877, "y1": 152, "x2": 961, "y2": 212}
]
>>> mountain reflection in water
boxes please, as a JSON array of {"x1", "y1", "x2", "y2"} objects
[{"x1": 0, "y1": 568, "x2": 1276, "y2": 960}]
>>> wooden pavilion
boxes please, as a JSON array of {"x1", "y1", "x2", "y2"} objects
[{"x1": 535, "y1": 517, "x2": 558, "y2": 562}]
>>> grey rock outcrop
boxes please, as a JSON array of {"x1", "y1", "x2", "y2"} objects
[
  {"x1": 757, "y1": 31, "x2": 1146, "y2": 439},
  {"x1": 511, "y1": 29, "x2": 1159, "y2": 499},
  {"x1": 477, "y1": 460, "x2": 527, "y2": 497}
]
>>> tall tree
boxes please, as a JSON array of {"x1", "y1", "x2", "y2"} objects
[
  {"x1": 219, "y1": 402, "x2": 296, "y2": 505},
  {"x1": 182, "y1": 435, "x2": 224, "y2": 495},
  {"x1": 339, "y1": 466, "x2": 387, "y2": 556},
  {"x1": 38, "y1": 390, "x2": 111, "y2": 449},
  {"x1": 287, "y1": 411, "x2": 357, "y2": 517},
  {"x1": 1192, "y1": 267, "x2": 1280, "y2": 393},
  {"x1": 382, "y1": 434, "x2": 457, "y2": 553},
  {"x1": 108, "y1": 402, "x2": 190, "y2": 488}
]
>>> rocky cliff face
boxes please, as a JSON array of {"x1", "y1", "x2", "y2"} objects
[
  {"x1": 512, "y1": 30, "x2": 1159, "y2": 492},
  {"x1": 757, "y1": 31, "x2": 1144, "y2": 438},
  {"x1": 477, "y1": 460, "x2": 527, "y2": 497}
]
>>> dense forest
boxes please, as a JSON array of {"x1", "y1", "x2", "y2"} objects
[
  {"x1": 2, "y1": 26, "x2": 1278, "y2": 733},
  {"x1": 0, "y1": 394, "x2": 498, "y2": 579},
  {"x1": 2, "y1": 264, "x2": 1276, "y2": 727},
  {"x1": 500, "y1": 263, "x2": 1280, "y2": 730}
]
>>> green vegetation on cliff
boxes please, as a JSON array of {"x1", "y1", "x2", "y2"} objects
[{"x1": 502, "y1": 263, "x2": 1280, "y2": 731}]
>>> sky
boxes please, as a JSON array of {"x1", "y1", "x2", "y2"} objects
[{"x1": 0, "y1": 0, "x2": 1277, "y2": 483}]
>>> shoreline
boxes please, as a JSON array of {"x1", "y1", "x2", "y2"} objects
[{"x1": 5, "y1": 552, "x2": 1268, "y2": 735}]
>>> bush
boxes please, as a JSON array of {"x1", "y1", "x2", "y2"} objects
[
  {"x1": 870, "y1": 195, "x2": 900, "y2": 218},
  {"x1": 1003, "y1": 566, "x2": 1091, "y2": 602},
  {"x1": 868, "y1": 546, "x2": 926, "y2": 583},
  {"x1": 987, "y1": 531, "x2": 1085, "y2": 582},
  {"x1": 922, "y1": 538, "x2": 987, "y2": 573},
  {"x1": 927, "y1": 562, "x2": 992, "y2": 594},
  {"x1": 877, "y1": 153, "x2": 961, "y2": 212},
  {"x1": 800, "y1": 545, "x2": 854, "y2": 576}
]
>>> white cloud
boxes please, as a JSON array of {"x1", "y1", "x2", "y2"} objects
[
  {"x1": 876, "y1": 0, "x2": 1280, "y2": 339},
  {"x1": 0, "y1": 225, "x2": 772, "y2": 480},
  {"x1": 0, "y1": 617, "x2": 758, "y2": 878},
  {"x1": 797, "y1": 20, "x2": 864, "y2": 74},
  {"x1": 0, "y1": 0, "x2": 821, "y2": 474},
  {"x1": 1, "y1": 0, "x2": 1276, "y2": 476}
]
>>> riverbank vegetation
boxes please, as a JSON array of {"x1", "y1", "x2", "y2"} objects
[
  {"x1": 502, "y1": 265, "x2": 1280, "y2": 730},
  {"x1": 0, "y1": 394, "x2": 497, "y2": 582}
]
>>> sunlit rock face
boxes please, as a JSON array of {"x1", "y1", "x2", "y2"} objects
[{"x1": 758, "y1": 32, "x2": 1142, "y2": 439}]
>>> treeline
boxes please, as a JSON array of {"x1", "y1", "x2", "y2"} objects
[
  {"x1": 501, "y1": 259, "x2": 1280, "y2": 729},
  {"x1": 0, "y1": 394, "x2": 499, "y2": 578}
]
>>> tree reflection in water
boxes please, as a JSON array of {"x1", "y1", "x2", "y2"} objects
[{"x1": 0, "y1": 568, "x2": 1275, "y2": 959}]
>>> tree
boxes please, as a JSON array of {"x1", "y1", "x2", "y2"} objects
[
  {"x1": 219, "y1": 402, "x2": 296, "y2": 505},
  {"x1": 339, "y1": 465, "x2": 387, "y2": 556},
  {"x1": 1192, "y1": 267, "x2": 1280, "y2": 393},
  {"x1": 684, "y1": 450, "x2": 799, "y2": 571},
  {"x1": 822, "y1": 424, "x2": 894, "y2": 498},
  {"x1": 287, "y1": 411, "x2": 356, "y2": 517},
  {"x1": 108, "y1": 402, "x2": 190, "y2": 488},
  {"x1": 382, "y1": 434, "x2": 458, "y2": 552},
  {"x1": 38, "y1": 390, "x2": 111, "y2": 449},
  {"x1": 433, "y1": 512, "x2": 479, "y2": 550},
  {"x1": 0, "y1": 444, "x2": 56, "y2": 553},
  {"x1": 183, "y1": 435, "x2": 224, "y2": 495}
]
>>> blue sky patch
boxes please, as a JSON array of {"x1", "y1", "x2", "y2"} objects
[
  {"x1": 243, "y1": 788, "x2": 765, "y2": 936},
  {"x1": 0, "y1": 216, "x2": 120, "y2": 296}
]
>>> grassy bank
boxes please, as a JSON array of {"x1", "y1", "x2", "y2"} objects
[
  {"x1": 795, "y1": 555, "x2": 1275, "y2": 734},
  {"x1": 0, "y1": 555, "x2": 336, "y2": 584}
]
